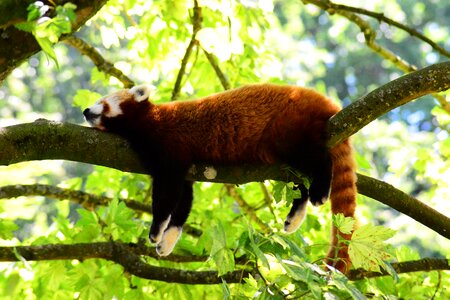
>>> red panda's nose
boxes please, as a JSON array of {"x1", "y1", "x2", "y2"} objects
[{"x1": 83, "y1": 108, "x2": 98, "y2": 120}]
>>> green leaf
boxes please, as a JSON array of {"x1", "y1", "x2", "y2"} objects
[
  {"x1": 0, "y1": 220, "x2": 19, "y2": 239},
  {"x1": 73, "y1": 89, "x2": 102, "y2": 109},
  {"x1": 27, "y1": 2, "x2": 49, "y2": 21},
  {"x1": 333, "y1": 213, "x2": 355, "y2": 235},
  {"x1": 14, "y1": 21, "x2": 35, "y2": 33},
  {"x1": 35, "y1": 35, "x2": 59, "y2": 68},
  {"x1": 348, "y1": 224, "x2": 396, "y2": 272},
  {"x1": 210, "y1": 223, "x2": 235, "y2": 276}
]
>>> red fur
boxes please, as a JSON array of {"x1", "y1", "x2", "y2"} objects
[{"x1": 97, "y1": 84, "x2": 357, "y2": 272}]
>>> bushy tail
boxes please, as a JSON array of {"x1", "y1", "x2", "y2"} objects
[{"x1": 326, "y1": 139, "x2": 357, "y2": 273}]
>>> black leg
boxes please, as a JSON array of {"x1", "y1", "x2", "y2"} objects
[
  {"x1": 155, "y1": 181, "x2": 194, "y2": 256},
  {"x1": 149, "y1": 175, "x2": 184, "y2": 244},
  {"x1": 308, "y1": 153, "x2": 332, "y2": 206},
  {"x1": 169, "y1": 181, "x2": 194, "y2": 227},
  {"x1": 284, "y1": 184, "x2": 309, "y2": 233}
]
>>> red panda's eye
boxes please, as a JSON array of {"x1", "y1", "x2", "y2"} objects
[{"x1": 103, "y1": 103, "x2": 110, "y2": 114}]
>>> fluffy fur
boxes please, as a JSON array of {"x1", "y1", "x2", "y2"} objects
[{"x1": 83, "y1": 84, "x2": 357, "y2": 273}]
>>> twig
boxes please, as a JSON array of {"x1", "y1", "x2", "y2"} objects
[
  {"x1": 259, "y1": 182, "x2": 277, "y2": 219},
  {"x1": 171, "y1": 0, "x2": 202, "y2": 100},
  {"x1": 303, "y1": 0, "x2": 450, "y2": 114},
  {"x1": 224, "y1": 184, "x2": 270, "y2": 234},
  {"x1": 63, "y1": 36, "x2": 135, "y2": 88},
  {"x1": 202, "y1": 48, "x2": 231, "y2": 90},
  {"x1": 313, "y1": 1, "x2": 449, "y2": 58}
]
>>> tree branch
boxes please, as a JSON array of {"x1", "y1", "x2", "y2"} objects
[
  {"x1": 348, "y1": 258, "x2": 450, "y2": 281},
  {"x1": 1, "y1": 120, "x2": 449, "y2": 240},
  {"x1": 356, "y1": 175, "x2": 450, "y2": 239},
  {"x1": 0, "y1": 183, "x2": 203, "y2": 237},
  {"x1": 1, "y1": 64, "x2": 449, "y2": 239},
  {"x1": 0, "y1": 242, "x2": 252, "y2": 284},
  {"x1": 0, "y1": 183, "x2": 150, "y2": 212},
  {"x1": 224, "y1": 184, "x2": 270, "y2": 233},
  {"x1": 303, "y1": 0, "x2": 450, "y2": 114},
  {"x1": 306, "y1": 0, "x2": 450, "y2": 59},
  {"x1": 63, "y1": 36, "x2": 135, "y2": 88},
  {"x1": 0, "y1": 0, "x2": 108, "y2": 82},
  {"x1": 326, "y1": 61, "x2": 450, "y2": 147},
  {"x1": 171, "y1": 0, "x2": 202, "y2": 100},
  {"x1": 0, "y1": 242, "x2": 447, "y2": 282}
]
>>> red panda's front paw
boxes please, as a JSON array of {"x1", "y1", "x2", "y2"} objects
[{"x1": 155, "y1": 226, "x2": 183, "y2": 256}]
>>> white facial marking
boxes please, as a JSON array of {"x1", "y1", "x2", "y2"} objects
[
  {"x1": 104, "y1": 95, "x2": 124, "y2": 117},
  {"x1": 89, "y1": 102, "x2": 104, "y2": 115},
  {"x1": 150, "y1": 215, "x2": 171, "y2": 244},
  {"x1": 130, "y1": 84, "x2": 155, "y2": 102},
  {"x1": 156, "y1": 226, "x2": 183, "y2": 256},
  {"x1": 284, "y1": 200, "x2": 308, "y2": 233},
  {"x1": 203, "y1": 166, "x2": 217, "y2": 179}
]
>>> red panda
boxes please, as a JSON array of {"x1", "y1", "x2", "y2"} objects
[{"x1": 83, "y1": 84, "x2": 357, "y2": 273}]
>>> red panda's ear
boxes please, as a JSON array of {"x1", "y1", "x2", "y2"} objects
[{"x1": 130, "y1": 84, "x2": 155, "y2": 102}]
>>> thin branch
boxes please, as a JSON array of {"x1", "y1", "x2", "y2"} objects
[
  {"x1": 303, "y1": 0, "x2": 450, "y2": 114},
  {"x1": 313, "y1": 1, "x2": 449, "y2": 58},
  {"x1": 63, "y1": 36, "x2": 135, "y2": 88},
  {"x1": 0, "y1": 242, "x2": 252, "y2": 284},
  {"x1": 171, "y1": 0, "x2": 203, "y2": 100},
  {"x1": 348, "y1": 258, "x2": 450, "y2": 280},
  {"x1": 202, "y1": 48, "x2": 231, "y2": 90},
  {"x1": 224, "y1": 184, "x2": 270, "y2": 234},
  {"x1": 0, "y1": 183, "x2": 150, "y2": 212},
  {"x1": 0, "y1": 184, "x2": 203, "y2": 238},
  {"x1": 356, "y1": 174, "x2": 450, "y2": 240},
  {"x1": 259, "y1": 182, "x2": 277, "y2": 219}
]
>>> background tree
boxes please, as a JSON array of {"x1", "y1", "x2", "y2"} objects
[{"x1": 0, "y1": 0, "x2": 449, "y2": 298}]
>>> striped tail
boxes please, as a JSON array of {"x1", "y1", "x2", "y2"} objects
[{"x1": 326, "y1": 139, "x2": 357, "y2": 273}]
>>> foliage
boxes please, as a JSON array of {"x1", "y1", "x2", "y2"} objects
[
  {"x1": 1, "y1": 0, "x2": 449, "y2": 299},
  {"x1": 15, "y1": 1, "x2": 77, "y2": 67}
]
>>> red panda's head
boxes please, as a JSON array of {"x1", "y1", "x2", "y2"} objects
[{"x1": 83, "y1": 84, "x2": 155, "y2": 132}]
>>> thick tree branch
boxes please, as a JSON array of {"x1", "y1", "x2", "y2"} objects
[
  {"x1": 63, "y1": 36, "x2": 135, "y2": 88},
  {"x1": 1, "y1": 120, "x2": 449, "y2": 240},
  {"x1": 0, "y1": 242, "x2": 447, "y2": 281},
  {"x1": 0, "y1": 242, "x2": 252, "y2": 284},
  {"x1": 0, "y1": 0, "x2": 108, "y2": 82},
  {"x1": 326, "y1": 61, "x2": 450, "y2": 147},
  {"x1": 0, "y1": 64, "x2": 449, "y2": 239}
]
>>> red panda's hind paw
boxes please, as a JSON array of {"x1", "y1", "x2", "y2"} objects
[
  {"x1": 156, "y1": 226, "x2": 183, "y2": 256},
  {"x1": 284, "y1": 199, "x2": 308, "y2": 233},
  {"x1": 149, "y1": 215, "x2": 171, "y2": 244}
]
